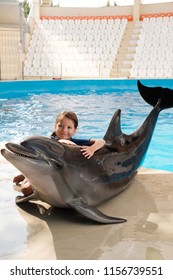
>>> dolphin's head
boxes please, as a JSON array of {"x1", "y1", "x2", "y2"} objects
[
  {"x1": 1, "y1": 136, "x2": 65, "y2": 172},
  {"x1": 1, "y1": 136, "x2": 80, "y2": 206}
]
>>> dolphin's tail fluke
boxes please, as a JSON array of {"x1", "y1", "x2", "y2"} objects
[{"x1": 137, "y1": 80, "x2": 173, "y2": 110}]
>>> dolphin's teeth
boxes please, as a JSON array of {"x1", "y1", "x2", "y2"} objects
[
  {"x1": 15, "y1": 152, "x2": 37, "y2": 159},
  {"x1": 17, "y1": 153, "x2": 28, "y2": 158}
]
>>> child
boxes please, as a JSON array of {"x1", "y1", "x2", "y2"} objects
[{"x1": 13, "y1": 111, "x2": 105, "y2": 196}]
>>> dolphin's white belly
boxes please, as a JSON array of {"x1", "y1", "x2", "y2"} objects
[{"x1": 29, "y1": 175, "x2": 67, "y2": 208}]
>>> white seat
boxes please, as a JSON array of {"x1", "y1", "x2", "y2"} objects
[
  {"x1": 129, "y1": 68, "x2": 138, "y2": 78},
  {"x1": 30, "y1": 67, "x2": 38, "y2": 76},
  {"x1": 23, "y1": 66, "x2": 30, "y2": 76}
]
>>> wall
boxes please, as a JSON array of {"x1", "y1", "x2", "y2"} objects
[
  {"x1": 0, "y1": 2, "x2": 25, "y2": 26},
  {"x1": 140, "y1": 2, "x2": 173, "y2": 14},
  {"x1": 40, "y1": 6, "x2": 133, "y2": 17},
  {"x1": 40, "y1": 3, "x2": 173, "y2": 18}
]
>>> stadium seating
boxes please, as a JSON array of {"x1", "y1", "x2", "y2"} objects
[
  {"x1": 23, "y1": 13, "x2": 173, "y2": 79},
  {"x1": 130, "y1": 14, "x2": 173, "y2": 78},
  {"x1": 24, "y1": 16, "x2": 128, "y2": 78}
]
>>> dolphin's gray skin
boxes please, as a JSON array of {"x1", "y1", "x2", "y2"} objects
[{"x1": 1, "y1": 80, "x2": 173, "y2": 224}]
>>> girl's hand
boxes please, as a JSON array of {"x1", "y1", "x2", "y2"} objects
[
  {"x1": 21, "y1": 179, "x2": 33, "y2": 196},
  {"x1": 13, "y1": 174, "x2": 25, "y2": 184},
  {"x1": 81, "y1": 146, "x2": 94, "y2": 159}
]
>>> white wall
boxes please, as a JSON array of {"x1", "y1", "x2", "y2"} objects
[
  {"x1": 140, "y1": 2, "x2": 173, "y2": 14},
  {"x1": 40, "y1": 6, "x2": 133, "y2": 17},
  {"x1": 40, "y1": 3, "x2": 173, "y2": 18}
]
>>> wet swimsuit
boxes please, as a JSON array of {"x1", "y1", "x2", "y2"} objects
[{"x1": 51, "y1": 133, "x2": 91, "y2": 146}]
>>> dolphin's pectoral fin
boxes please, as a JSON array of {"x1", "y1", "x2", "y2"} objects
[
  {"x1": 15, "y1": 193, "x2": 36, "y2": 204},
  {"x1": 67, "y1": 198, "x2": 127, "y2": 224}
]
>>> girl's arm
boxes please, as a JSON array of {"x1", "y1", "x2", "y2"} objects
[{"x1": 81, "y1": 139, "x2": 106, "y2": 159}]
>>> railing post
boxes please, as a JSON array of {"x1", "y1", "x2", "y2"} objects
[{"x1": 19, "y1": 0, "x2": 24, "y2": 53}]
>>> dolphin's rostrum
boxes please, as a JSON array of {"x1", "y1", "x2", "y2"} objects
[{"x1": 1, "y1": 80, "x2": 173, "y2": 224}]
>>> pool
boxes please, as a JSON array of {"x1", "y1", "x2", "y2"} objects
[{"x1": 0, "y1": 79, "x2": 173, "y2": 172}]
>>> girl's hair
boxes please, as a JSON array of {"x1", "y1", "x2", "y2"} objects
[{"x1": 55, "y1": 111, "x2": 78, "y2": 129}]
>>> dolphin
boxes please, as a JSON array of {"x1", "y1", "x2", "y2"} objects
[{"x1": 1, "y1": 80, "x2": 173, "y2": 224}]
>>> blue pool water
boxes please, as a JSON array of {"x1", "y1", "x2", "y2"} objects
[{"x1": 0, "y1": 79, "x2": 173, "y2": 172}]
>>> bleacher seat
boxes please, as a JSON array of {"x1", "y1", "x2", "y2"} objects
[
  {"x1": 24, "y1": 17, "x2": 128, "y2": 78},
  {"x1": 130, "y1": 15, "x2": 173, "y2": 78}
]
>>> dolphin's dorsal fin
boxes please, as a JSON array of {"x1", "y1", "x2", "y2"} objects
[{"x1": 104, "y1": 109, "x2": 122, "y2": 140}]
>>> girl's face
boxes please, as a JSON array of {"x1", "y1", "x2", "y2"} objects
[{"x1": 55, "y1": 117, "x2": 77, "y2": 140}]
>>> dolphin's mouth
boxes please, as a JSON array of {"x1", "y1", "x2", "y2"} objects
[
  {"x1": 4, "y1": 142, "x2": 39, "y2": 159},
  {"x1": 2, "y1": 141, "x2": 64, "y2": 168}
]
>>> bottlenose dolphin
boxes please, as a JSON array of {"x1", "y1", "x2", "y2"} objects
[{"x1": 1, "y1": 80, "x2": 173, "y2": 224}]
